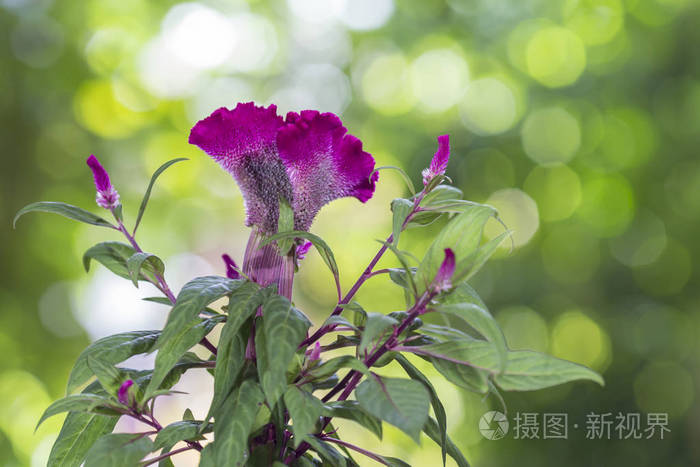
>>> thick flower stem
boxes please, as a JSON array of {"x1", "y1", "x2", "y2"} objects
[{"x1": 242, "y1": 227, "x2": 294, "y2": 300}]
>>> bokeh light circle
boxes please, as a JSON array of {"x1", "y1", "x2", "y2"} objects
[
  {"x1": 551, "y1": 310, "x2": 611, "y2": 372},
  {"x1": 541, "y1": 223, "x2": 600, "y2": 284},
  {"x1": 634, "y1": 361, "x2": 694, "y2": 418},
  {"x1": 459, "y1": 77, "x2": 517, "y2": 135},
  {"x1": 563, "y1": 0, "x2": 624, "y2": 46},
  {"x1": 485, "y1": 188, "x2": 539, "y2": 249},
  {"x1": 410, "y1": 48, "x2": 469, "y2": 113},
  {"x1": 496, "y1": 306, "x2": 549, "y2": 352},
  {"x1": 339, "y1": 0, "x2": 394, "y2": 31},
  {"x1": 524, "y1": 165, "x2": 582, "y2": 221},
  {"x1": 360, "y1": 53, "x2": 416, "y2": 115},
  {"x1": 632, "y1": 240, "x2": 692, "y2": 296},
  {"x1": 609, "y1": 209, "x2": 667, "y2": 267},
  {"x1": 526, "y1": 26, "x2": 586, "y2": 87},
  {"x1": 577, "y1": 174, "x2": 635, "y2": 238},
  {"x1": 521, "y1": 107, "x2": 581, "y2": 165}
]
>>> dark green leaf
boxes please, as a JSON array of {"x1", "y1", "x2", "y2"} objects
[
  {"x1": 86, "y1": 357, "x2": 123, "y2": 395},
  {"x1": 304, "y1": 437, "x2": 347, "y2": 467},
  {"x1": 395, "y1": 354, "x2": 447, "y2": 465},
  {"x1": 13, "y1": 201, "x2": 116, "y2": 229},
  {"x1": 415, "y1": 205, "x2": 496, "y2": 294},
  {"x1": 205, "y1": 283, "x2": 260, "y2": 424},
  {"x1": 306, "y1": 356, "x2": 368, "y2": 382},
  {"x1": 322, "y1": 400, "x2": 382, "y2": 440},
  {"x1": 126, "y1": 252, "x2": 165, "y2": 287},
  {"x1": 84, "y1": 433, "x2": 154, "y2": 467},
  {"x1": 284, "y1": 387, "x2": 324, "y2": 447},
  {"x1": 494, "y1": 350, "x2": 604, "y2": 391},
  {"x1": 256, "y1": 295, "x2": 311, "y2": 405},
  {"x1": 37, "y1": 394, "x2": 115, "y2": 429},
  {"x1": 358, "y1": 313, "x2": 397, "y2": 356},
  {"x1": 146, "y1": 317, "x2": 220, "y2": 399},
  {"x1": 355, "y1": 376, "x2": 430, "y2": 442},
  {"x1": 154, "y1": 420, "x2": 207, "y2": 450},
  {"x1": 391, "y1": 198, "x2": 414, "y2": 246},
  {"x1": 424, "y1": 417, "x2": 470, "y2": 467},
  {"x1": 82, "y1": 242, "x2": 138, "y2": 280},
  {"x1": 420, "y1": 185, "x2": 463, "y2": 206},
  {"x1": 67, "y1": 330, "x2": 160, "y2": 394},
  {"x1": 142, "y1": 297, "x2": 173, "y2": 305},
  {"x1": 47, "y1": 411, "x2": 118, "y2": 467},
  {"x1": 133, "y1": 158, "x2": 188, "y2": 234},
  {"x1": 210, "y1": 379, "x2": 264, "y2": 466}
]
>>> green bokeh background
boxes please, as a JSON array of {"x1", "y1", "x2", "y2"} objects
[{"x1": 1, "y1": 0, "x2": 698, "y2": 465}]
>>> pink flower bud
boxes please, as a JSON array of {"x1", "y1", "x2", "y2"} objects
[{"x1": 118, "y1": 379, "x2": 133, "y2": 405}]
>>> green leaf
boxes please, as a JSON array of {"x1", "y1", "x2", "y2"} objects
[
  {"x1": 415, "y1": 204, "x2": 497, "y2": 293},
  {"x1": 391, "y1": 198, "x2": 414, "y2": 246},
  {"x1": 13, "y1": 201, "x2": 116, "y2": 229},
  {"x1": 358, "y1": 313, "x2": 397, "y2": 357},
  {"x1": 424, "y1": 417, "x2": 470, "y2": 467},
  {"x1": 142, "y1": 296, "x2": 173, "y2": 305},
  {"x1": 67, "y1": 330, "x2": 160, "y2": 394},
  {"x1": 304, "y1": 437, "x2": 347, "y2": 467},
  {"x1": 126, "y1": 252, "x2": 165, "y2": 287},
  {"x1": 47, "y1": 411, "x2": 118, "y2": 467},
  {"x1": 156, "y1": 276, "x2": 243, "y2": 355},
  {"x1": 154, "y1": 420, "x2": 208, "y2": 450},
  {"x1": 284, "y1": 387, "x2": 324, "y2": 447},
  {"x1": 84, "y1": 433, "x2": 154, "y2": 467},
  {"x1": 436, "y1": 296, "x2": 507, "y2": 372},
  {"x1": 133, "y1": 157, "x2": 188, "y2": 234},
  {"x1": 37, "y1": 394, "x2": 115, "y2": 429},
  {"x1": 380, "y1": 241, "x2": 419, "y2": 300},
  {"x1": 206, "y1": 283, "x2": 260, "y2": 424},
  {"x1": 256, "y1": 294, "x2": 311, "y2": 405},
  {"x1": 494, "y1": 350, "x2": 604, "y2": 391},
  {"x1": 261, "y1": 231, "x2": 340, "y2": 296},
  {"x1": 86, "y1": 357, "x2": 123, "y2": 395},
  {"x1": 355, "y1": 376, "x2": 430, "y2": 442},
  {"x1": 146, "y1": 317, "x2": 220, "y2": 399},
  {"x1": 420, "y1": 185, "x2": 463, "y2": 206},
  {"x1": 82, "y1": 242, "x2": 138, "y2": 280},
  {"x1": 210, "y1": 379, "x2": 264, "y2": 466},
  {"x1": 371, "y1": 165, "x2": 416, "y2": 195},
  {"x1": 277, "y1": 197, "x2": 296, "y2": 255},
  {"x1": 306, "y1": 355, "x2": 368, "y2": 382},
  {"x1": 395, "y1": 354, "x2": 447, "y2": 465},
  {"x1": 322, "y1": 400, "x2": 383, "y2": 440}
]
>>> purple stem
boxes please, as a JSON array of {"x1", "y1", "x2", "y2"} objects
[
  {"x1": 141, "y1": 446, "x2": 195, "y2": 466},
  {"x1": 321, "y1": 437, "x2": 391, "y2": 465}
]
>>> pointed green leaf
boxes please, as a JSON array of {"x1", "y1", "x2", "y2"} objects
[
  {"x1": 415, "y1": 205, "x2": 496, "y2": 293},
  {"x1": 37, "y1": 394, "x2": 115, "y2": 429},
  {"x1": 256, "y1": 295, "x2": 311, "y2": 405},
  {"x1": 84, "y1": 433, "x2": 154, "y2": 467},
  {"x1": 154, "y1": 420, "x2": 208, "y2": 450},
  {"x1": 276, "y1": 197, "x2": 296, "y2": 255},
  {"x1": 133, "y1": 158, "x2": 188, "y2": 234},
  {"x1": 82, "y1": 242, "x2": 138, "y2": 280},
  {"x1": 355, "y1": 376, "x2": 430, "y2": 442},
  {"x1": 14, "y1": 201, "x2": 116, "y2": 229},
  {"x1": 146, "y1": 317, "x2": 220, "y2": 399},
  {"x1": 358, "y1": 313, "x2": 397, "y2": 357},
  {"x1": 395, "y1": 354, "x2": 447, "y2": 465},
  {"x1": 322, "y1": 400, "x2": 383, "y2": 440},
  {"x1": 205, "y1": 283, "x2": 260, "y2": 424},
  {"x1": 304, "y1": 437, "x2": 347, "y2": 467},
  {"x1": 210, "y1": 379, "x2": 264, "y2": 466},
  {"x1": 424, "y1": 417, "x2": 470, "y2": 467},
  {"x1": 86, "y1": 357, "x2": 124, "y2": 395},
  {"x1": 284, "y1": 387, "x2": 324, "y2": 447},
  {"x1": 391, "y1": 198, "x2": 414, "y2": 246},
  {"x1": 126, "y1": 252, "x2": 165, "y2": 287},
  {"x1": 306, "y1": 355, "x2": 368, "y2": 382},
  {"x1": 494, "y1": 350, "x2": 604, "y2": 391},
  {"x1": 47, "y1": 411, "x2": 118, "y2": 467},
  {"x1": 67, "y1": 330, "x2": 160, "y2": 394},
  {"x1": 371, "y1": 165, "x2": 416, "y2": 195}
]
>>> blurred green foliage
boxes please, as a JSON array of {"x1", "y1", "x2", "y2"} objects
[{"x1": 1, "y1": 0, "x2": 698, "y2": 465}]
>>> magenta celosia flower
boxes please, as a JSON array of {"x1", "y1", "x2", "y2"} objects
[
  {"x1": 222, "y1": 254, "x2": 241, "y2": 280},
  {"x1": 189, "y1": 102, "x2": 378, "y2": 299},
  {"x1": 86, "y1": 155, "x2": 120, "y2": 210},
  {"x1": 118, "y1": 379, "x2": 133, "y2": 405},
  {"x1": 433, "y1": 248, "x2": 455, "y2": 292},
  {"x1": 421, "y1": 135, "x2": 450, "y2": 186},
  {"x1": 189, "y1": 102, "x2": 378, "y2": 233}
]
